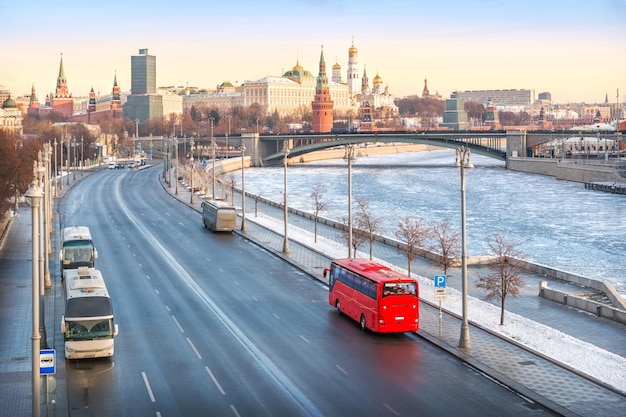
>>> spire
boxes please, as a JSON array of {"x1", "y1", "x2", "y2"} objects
[
  {"x1": 316, "y1": 45, "x2": 329, "y2": 89},
  {"x1": 58, "y1": 53, "x2": 65, "y2": 80},
  {"x1": 114, "y1": 71, "x2": 119, "y2": 87}
]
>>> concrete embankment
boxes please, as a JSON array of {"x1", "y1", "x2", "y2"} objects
[{"x1": 507, "y1": 157, "x2": 626, "y2": 184}]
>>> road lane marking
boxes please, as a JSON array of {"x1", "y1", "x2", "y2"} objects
[
  {"x1": 252, "y1": 296, "x2": 258, "y2": 301},
  {"x1": 141, "y1": 372, "x2": 156, "y2": 402},
  {"x1": 205, "y1": 366, "x2": 226, "y2": 395},
  {"x1": 273, "y1": 314, "x2": 280, "y2": 320},
  {"x1": 300, "y1": 335, "x2": 310, "y2": 343},
  {"x1": 383, "y1": 403, "x2": 399, "y2": 415},
  {"x1": 230, "y1": 405, "x2": 241, "y2": 417},
  {"x1": 154, "y1": 289, "x2": 160, "y2": 295},
  {"x1": 165, "y1": 305, "x2": 171, "y2": 312},
  {"x1": 336, "y1": 365, "x2": 348, "y2": 375},
  {"x1": 187, "y1": 337, "x2": 202, "y2": 359},
  {"x1": 146, "y1": 274, "x2": 151, "y2": 280},
  {"x1": 171, "y1": 316, "x2": 185, "y2": 333}
]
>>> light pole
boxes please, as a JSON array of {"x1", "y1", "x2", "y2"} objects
[
  {"x1": 81, "y1": 136, "x2": 84, "y2": 176},
  {"x1": 135, "y1": 118, "x2": 140, "y2": 138},
  {"x1": 35, "y1": 158, "x2": 48, "y2": 350},
  {"x1": 282, "y1": 140, "x2": 290, "y2": 253},
  {"x1": 241, "y1": 139, "x2": 247, "y2": 232},
  {"x1": 25, "y1": 163, "x2": 42, "y2": 417},
  {"x1": 226, "y1": 115, "x2": 231, "y2": 159},
  {"x1": 175, "y1": 138, "x2": 179, "y2": 195},
  {"x1": 344, "y1": 144, "x2": 356, "y2": 258},
  {"x1": 53, "y1": 138, "x2": 58, "y2": 197},
  {"x1": 455, "y1": 146, "x2": 473, "y2": 349},
  {"x1": 65, "y1": 137, "x2": 69, "y2": 186},
  {"x1": 211, "y1": 136, "x2": 216, "y2": 199},
  {"x1": 190, "y1": 139, "x2": 195, "y2": 204},
  {"x1": 72, "y1": 137, "x2": 76, "y2": 181}
]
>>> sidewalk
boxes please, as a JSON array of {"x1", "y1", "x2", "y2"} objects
[{"x1": 166, "y1": 172, "x2": 626, "y2": 417}]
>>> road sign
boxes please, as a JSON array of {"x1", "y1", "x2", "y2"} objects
[
  {"x1": 40, "y1": 349, "x2": 56, "y2": 375},
  {"x1": 434, "y1": 287, "x2": 446, "y2": 301},
  {"x1": 434, "y1": 275, "x2": 447, "y2": 288}
]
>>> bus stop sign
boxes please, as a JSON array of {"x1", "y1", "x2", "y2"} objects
[{"x1": 40, "y1": 349, "x2": 56, "y2": 375}]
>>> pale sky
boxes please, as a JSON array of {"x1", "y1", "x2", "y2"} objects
[{"x1": 1, "y1": 0, "x2": 624, "y2": 104}]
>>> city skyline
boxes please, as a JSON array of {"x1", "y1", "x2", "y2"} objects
[{"x1": 1, "y1": 0, "x2": 624, "y2": 105}]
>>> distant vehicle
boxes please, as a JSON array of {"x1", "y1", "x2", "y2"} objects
[
  {"x1": 201, "y1": 200, "x2": 237, "y2": 232},
  {"x1": 62, "y1": 267, "x2": 118, "y2": 359},
  {"x1": 324, "y1": 258, "x2": 419, "y2": 333},
  {"x1": 59, "y1": 225, "x2": 97, "y2": 278},
  {"x1": 108, "y1": 163, "x2": 116, "y2": 170}
]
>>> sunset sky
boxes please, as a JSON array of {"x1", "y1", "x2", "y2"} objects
[{"x1": 1, "y1": 0, "x2": 624, "y2": 104}]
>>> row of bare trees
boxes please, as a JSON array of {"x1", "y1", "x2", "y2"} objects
[{"x1": 309, "y1": 182, "x2": 526, "y2": 325}]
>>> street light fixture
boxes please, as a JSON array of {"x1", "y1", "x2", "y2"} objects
[
  {"x1": 211, "y1": 136, "x2": 216, "y2": 199},
  {"x1": 343, "y1": 144, "x2": 357, "y2": 258},
  {"x1": 25, "y1": 163, "x2": 43, "y2": 417},
  {"x1": 72, "y1": 137, "x2": 76, "y2": 181},
  {"x1": 175, "y1": 138, "x2": 179, "y2": 195},
  {"x1": 190, "y1": 138, "x2": 195, "y2": 204},
  {"x1": 53, "y1": 138, "x2": 58, "y2": 197},
  {"x1": 282, "y1": 140, "x2": 290, "y2": 253},
  {"x1": 455, "y1": 146, "x2": 473, "y2": 349},
  {"x1": 81, "y1": 136, "x2": 84, "y2": 176},
  {"x1": 241, "y1": 139, "x2": 247, "y2": 232}
]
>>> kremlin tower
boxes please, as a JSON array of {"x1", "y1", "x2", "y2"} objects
[
  {"x1": 50, "y1": 54, "x2": 74, "y2": 116},
  {"x1": 311, "y1": 46, "x2": 334, "y2": 133}
]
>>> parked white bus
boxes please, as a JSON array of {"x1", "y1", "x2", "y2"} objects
[
  {"x1": 201, "y1": 200, "x2": 237, "y2": 232},
  {"x1": 62, "y1": 267, "x2": 118, "y2": 359},
  {"x1": 60, "y1": 225, "x2": 97, "y2": 278}
]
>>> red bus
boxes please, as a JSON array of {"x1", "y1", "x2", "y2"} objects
[{"x1": 324, "y1": 258, "x2": 419, "y2": 333}]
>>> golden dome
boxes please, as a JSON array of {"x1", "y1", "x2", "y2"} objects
[
  {"x1": 293, "y1": 60, "x2": 304, "y2": 72},
  {"x1": 348, "y1": 42, "x2": 357, "y2": 58},
  {"x1": 332, "y1": 61, "x2": 341, "y2": 70},
  {"x1": 373, "y1": 72, "x2": 383, "y2": 85}
]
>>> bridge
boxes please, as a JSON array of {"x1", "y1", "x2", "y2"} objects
[{"x1": 257, "y1": 132, "x2": 509, "y2": 166}]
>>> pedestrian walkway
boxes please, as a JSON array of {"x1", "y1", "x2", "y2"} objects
[{"x1": 168, "y1": 172, "x2": 626, "y2": 417}]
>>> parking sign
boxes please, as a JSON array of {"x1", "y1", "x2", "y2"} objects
[{"x1": 434, "y1": 275, "x2": 447, "y2": 288}]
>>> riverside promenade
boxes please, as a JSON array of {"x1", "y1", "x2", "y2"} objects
[{"x1": 164, "y1": 166, "x2": 626, "y2": 417}]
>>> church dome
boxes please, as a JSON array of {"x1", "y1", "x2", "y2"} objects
[
  {"x1": 373, "y1": 72, "x2": 383, "y2": 85},
  {"x1": 332, "y1": 61, "x2": 341, "y2": 70},
  {"x1": 2, "y1": 95, "x2": 17, "y2": 109},
  {"x1": 348, "y1": 43, "x2": 358, "y2": 58}
]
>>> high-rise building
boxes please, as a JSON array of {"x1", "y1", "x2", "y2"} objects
[{"x1": 131, "y1": 49, "x2": 156, "y2": 95}]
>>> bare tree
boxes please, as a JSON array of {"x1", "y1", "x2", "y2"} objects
[
  {"x1": 354, "y1": 196, "x2": 381, "y2": 260},
  {"x1": 429, "y1": 219, "x2": 460, "y2": 276},
  {"x1": 310, "y1": 183, "x2": 328, "y2": 243},
  {"x1": 340, "y1": 217, "x2": 367, "y2": 257},
  {"x1": 394, "y1": 217, "x2": 430, "y2": 276},
  {"x1": 476, "y1": 233, "x2": 527, "y2": 325}
]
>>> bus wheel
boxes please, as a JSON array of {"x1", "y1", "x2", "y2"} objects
[
  {"x1": 360, "y1": 315, "x2": 366, "y2": 331},
  {"x1": 335, "y1": 300, "x2": 341, "y2": 313}
]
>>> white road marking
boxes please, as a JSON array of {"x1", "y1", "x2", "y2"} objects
[
  {"x1": 205, "y1": 366, "x2": 226, "y2": 395},
  {"x1": 141, "y1": 372, "x2": 156, "y2": 402},
  {"x1": 273, "y1": 314, "x2": 280, "y2": 320},
  {"x1": 154, "y1": 289, "x2": 160, "y2": 295},
  {"x1": 336, "y1": 365, "x2": 348, "y2": 375},
  {"x1": 171, "y1": 316, "x2": 184, "y2": 333},
  {"x1": 230, "y1": 405, "x2": 241, "y2": 417},
  {"x1": 186, "y1": 337, "x2": 202, "y2": 359},
  {"x1": 383, "y1": 403, "x2": 399, "y2": 415},
  {"x1": 300, "y1": 335, "x2": 310, "y2": 343}
]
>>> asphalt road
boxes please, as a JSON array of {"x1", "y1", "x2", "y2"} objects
[{"x1": 56, "y1": 166, "x2": 555, "y2": 417}]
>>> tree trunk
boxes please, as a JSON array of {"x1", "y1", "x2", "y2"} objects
[{"x1": 500, "y1": 297, "x2": 506, "y2": 325}]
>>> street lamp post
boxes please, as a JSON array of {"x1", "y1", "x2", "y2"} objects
[
  {"x1": 282, "y1": 140, "x2": 290, "y2": 253},
  {"x1": 211, "y1": 136, "x2": 216, "y2": 199},
  {"x1": 72, "y1": 137, "x2": 76, "y2": 181},
  {"x1": 53, "y1": 138, "x2": 58, "y2": 197},
  {"x1": 81, "y1": 136, "x2": 84, "y2": 176},
  {"x1": 344, "y1": 144, "x2": 356, "y2": 258},
  {"x1": 455, "y1": 146, "x2": 473, "y2": 349},
  {"x1": 190, "y1": 139, "x2": 195, "y2": 204},
  {"x1": 241, "y1": 139, "x2": 247, "y2": 232},
  {"x1": 65, "y1": 137, "x2": 69, "y2": 186},
  {"x1": 135, "y1": 118, "x2": 140, "y2": 138},
  {"x1": 25, "y1": 163, "x2": 43, "y2": 417},
  {"x1": 175, "y1": 138, "x2": 179, "y2": 195}
]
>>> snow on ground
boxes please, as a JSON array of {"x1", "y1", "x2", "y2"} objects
[{"x1": 249, "y1": 212, "x2": 626, "y2": 394}]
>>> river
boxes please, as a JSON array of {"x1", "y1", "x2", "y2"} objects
[{"x1": 241, "y1": 148, "x2": 626, "y2": 296}]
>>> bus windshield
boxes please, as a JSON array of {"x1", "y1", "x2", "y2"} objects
[
  {"x1": 62, "y1": 241, "x2": 94, "y2": 267},
  {"x1": 382, "y1": 282, "x2": 417, "y2": 297},
  {"x1": 64, "y1": 318, "x2": 114, "y2": 341}
]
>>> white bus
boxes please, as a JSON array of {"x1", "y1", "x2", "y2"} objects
[
  {"x1": 62, "y1": 267, "x2": 118, "y2": 359},
  {"x1": 60, "y1": 225, "x2": 98, "y2": 278},
  {"x1": 201, "y1": 200, "x2": 237, "y2": 232}
]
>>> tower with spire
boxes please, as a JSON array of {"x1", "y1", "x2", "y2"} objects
[
  {"x1": 311, "y1": 46, "x2": 334, "y2": 133},
  {"x1": 27, "y1": 84, "x2": 40, "y2": 116},
  {"x1": 50, "y1": 54, "x2": 74, "y2": 116},
  {"x1": 347, "y1": 38, "x2": 360, "y2": 99}
]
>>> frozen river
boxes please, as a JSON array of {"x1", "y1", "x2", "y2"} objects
[{"x1": 241, "y1": 149, "x2": 626, "y2": 296}]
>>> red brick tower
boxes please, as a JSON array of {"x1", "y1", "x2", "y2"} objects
[
  {"x1": 87, "y1": 87, "x2": 96, "y2": 122},
  {"x1": 311, "y1": 46, "x2": 334, "y2": 133},
  {"x1": 111, "y1": 72, "x2": 122, "y2": 118},
  {"x1": 51, "y1": 54, "x2": 74, "y2": 116},
  {"x1": 28, "y1": 84, "x2": 40, "y2": 116}
]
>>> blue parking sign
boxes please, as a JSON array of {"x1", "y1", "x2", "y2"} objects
[{"x1": 434, "y1": 275, "x2": 447, "y2": 288}]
